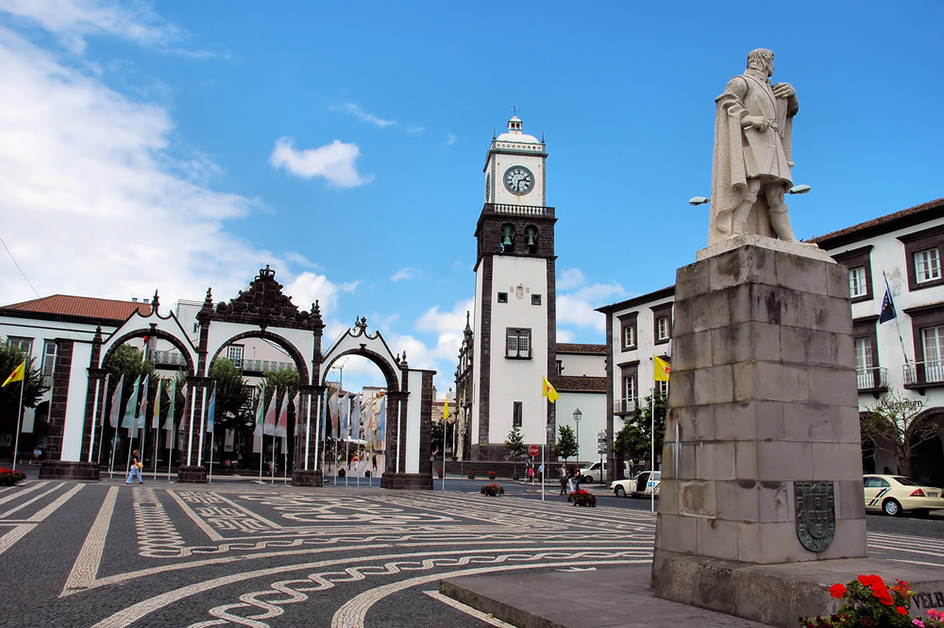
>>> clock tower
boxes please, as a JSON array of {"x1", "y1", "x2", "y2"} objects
[{"x1": 470, "y1": 116, "x2": 557, "y2": 460}]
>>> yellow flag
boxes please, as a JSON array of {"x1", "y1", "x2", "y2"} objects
[
  {"x1": 2, "y1": 361, "x2": 25, "y2": 387},
  {"x1": 443, "y1": 396, "x2": 449, "y2": 420},
  {"x1": 542, "y1": 377, "x2": 559, "y2": 403},
  {"x1": 654, "y1": 356, "x2": 670, "y2": 382}
]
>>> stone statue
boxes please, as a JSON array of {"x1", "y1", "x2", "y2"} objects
[{"x1": 709, "y1": 49, "x2": 800, "y2": 246}]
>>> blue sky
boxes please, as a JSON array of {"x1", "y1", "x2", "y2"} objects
[{"x1": 0, "y1": 1, "x2": 941, "y2": 395}]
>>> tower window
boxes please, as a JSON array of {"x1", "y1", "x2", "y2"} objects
[
  {"x1": 497, "y1": 292, "x2": 508, "y2": 303},
  {"x1": 531, "y1": 294, "x2": 541, "y2": 306},
  {"x1": 505, "y1": 328, "x2": 532, "y2": 359},
  {"x1": 513, "y1": 401, "x2": 522, "y2": 427}
]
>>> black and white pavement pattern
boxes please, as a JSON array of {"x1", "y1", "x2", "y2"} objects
[{"x1": 1, "y1": 478, "x2": 942, "y2": 627}]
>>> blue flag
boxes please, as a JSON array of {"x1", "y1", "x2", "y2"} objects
[{"x1": 879, "y1": 278, "x2": 897, "y2": 323}]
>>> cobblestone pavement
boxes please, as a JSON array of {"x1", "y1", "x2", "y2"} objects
[{"x1": 1, "y1": 477, "x2": 943, "y2": 627}]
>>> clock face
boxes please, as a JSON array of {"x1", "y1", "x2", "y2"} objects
[{"x1": 503, "y1": 166, "x2": 534, "y2": 195}]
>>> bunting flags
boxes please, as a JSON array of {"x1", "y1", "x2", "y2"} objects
[
  {"x1": 542, "y1": 377, "x2": 559, "y2": 403},
  {"x1": 206, "y1": 382, "x2": 217, "y2": 434},
  {"x1": 99, "y1": 373, "x2": 110, "y2": 426},
  {"x1": 254, "y1": 383, "x2": 266, "y2": 436},
  {"x1": 654, "y1": 356, "x2": 671, "y2": 382},
  {"x1": 263, "y1": 389, "x2": 277, "y2": 436},
  {"x1": 1, "y1": 361, "x2": 25, "y2": 387},
  {"x1": 152, "y1": 377, "x2": 161, "y2": 429},
  {"x1": 163, "y1": 378, "x2": 177, "y2": 430},
  {"x1": 178, "y1": 383, "x2": 189, "y2": 432},
  {"x1": 121, "y1": 376, "x2": 140, "y2": 434},
  {"x1": 137, "y1": 375, "x2": 149, "y2": 430},
  {"x1": 274, "y1": 391, "x2": 288, "y2": 438},
  {"x1": 351, "y1": 394, "x2": 361, "y2": 441},
  {"x1": 109, "y1": 374, "x2": 125, "y2": 428},
  {"x1": 328, "y1": 388, "x2": 339, "y2": 438},
  {"x1": 375, "y1": 393, "x2": 386, "y2": 451},
  {"x1": 340, "y1": 393, "x2": 350, "y2": 438}
]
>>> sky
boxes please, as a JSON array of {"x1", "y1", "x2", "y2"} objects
[{"x1": 0, "y1": 1, "x2": 941, "y2": 395}]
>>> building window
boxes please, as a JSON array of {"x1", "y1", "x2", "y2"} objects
[
  {"x1": 853, "y1": 317, "x2": 883, "y2": 390},
  {"x1": 531, "y1": 294, "x2": 542, "y2": 306},
  {"x1": 7, "y1": 336, "x2": 32, "y2": 354},
  {"x1": 656, "y1": 380, "x2": 669, "y2": 396},
  {"x1": 226, "y1": 344, "x2": 244, "y2": 367},
  {"x1": 42, "y1": 340, "x2": 57, "y2": 378},
  {"x1": 849, "y1": 267, "x2": 868, "y2": 298},
  {"x1": 617, "y1": 361, "x2": 639, "y2": 414},
  {"x1": 651, "y1": 303, "x2": 672, "y2": 346},
  {"x1": 899, "y1": 225, "x2": 944, "y2": 292},
  {"x1": 833, "y1": 246, "x2": 873, "y2": 303},
  {"x1": 619, "y1": 312, "x2": 638, "y2": 351},
  {"x1": 623, "y1": 373, "x2": 637, "y2": 402},
  {"x1": 497, "y1": 292, "x2": 508, "y2": 303},
  {"x1": 922, "y1": 326, "x2": 944, "y2": 384},
  {"x1": 915, "y1": 248, "x2": 942, "y2": 284},
  {"x1": 513, "y1": 401, "x2": 522, "y2": 427},
  {"x1": 505, "y1": 328, "x2": 531, "y2": 359}
]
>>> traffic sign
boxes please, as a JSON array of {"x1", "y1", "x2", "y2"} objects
[{"x1": 528, "y1": 445, "x2": 539, "y2": 457}]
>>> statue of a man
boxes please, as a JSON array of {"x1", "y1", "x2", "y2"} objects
[{"x1": 709, "y1": 49, "x2": 800, "y2": 246}]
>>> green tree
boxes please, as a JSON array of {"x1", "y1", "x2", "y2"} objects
[
  {"x1": 862, "y1": 388, "x2": 937, "y2": 478},
  {"x1": 210, "y1": 358, "x2": 252, "y2": 433},
  {"x1": 0, "y1": 341, "x2": 48, "y2": 430},
  {"x1": 554, "y1": 425, "x2": 578, "y2": 461},
  {"x1": 504, "y1": 425, "x2": 526, "y2": 476},
  {"x1": 613, "y1": 391, "x2": 667, "y2": 469}
]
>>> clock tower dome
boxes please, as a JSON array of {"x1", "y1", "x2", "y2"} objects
[{"x1": 470, "y1": 115, "x2": 557, "y2": 460}]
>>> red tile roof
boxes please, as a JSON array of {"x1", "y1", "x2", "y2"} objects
[
  {"x1": 556, "y1": 343, "x2": 606, "y2": 354},
  {"x1": 808, "y1": 197, "x2": 944, "y2": 248},
  {"x1": 1, "y1": 295, "x2": 151, "y2": 323},
  {"x1": 555, "y1": 375, "x2": 607, "y2": 393}
]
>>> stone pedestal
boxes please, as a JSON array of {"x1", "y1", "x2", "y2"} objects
[
  {"x1": 652, "y1": 240, "x2": 880, "y2": 625},
  {"x1": 291, "y1": 469, "x2": 324, "y2": 487},
  {"x1": 38, "y1": 461, "x2": 100, "y2": 481},
  {"x1": 177, "y1": 465, "x2": 208, "y2": 483},
  {"x1": 380, "y1": 472, "x2": 433, "y2": 490}
]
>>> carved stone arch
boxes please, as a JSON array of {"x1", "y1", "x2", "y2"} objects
[
  {"x1": 101, "y1": 328, "x2": 195, "y2": 376},
  {"x1": 322, "y1": 348, "x2": 401, "y2": 393},
  {"x1": 208, "y1": 330, "x2": 311, "y2": 385}
]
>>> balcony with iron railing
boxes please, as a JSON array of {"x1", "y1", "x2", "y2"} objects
[
  {"x1": 856, "y1": 367, "x2": 888, "y2": 397},
  {"x1": 151, "y1": 350, "x2": 293, "y2": 373},
  {"x1": 903, "y1": 359, "x2": 944, "y2": 392},
  {"x1": 614, "y1": 397, "x2": 640, "y2": 415}
]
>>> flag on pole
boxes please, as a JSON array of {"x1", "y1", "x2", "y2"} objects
[
  {"x1": 152, "y1": 377, "x2": 161, "y2": 429},
  {"x1": 178, "y1": 383, "x2": 190, "y2": 432},
  {"x1": 274, "y1": 391, "x2": 288, "y2": 438},
  {"x1": 1, "y1": 361, "x2": 24, "y2": 387},
  {"x1": 351, "y1": 394, "x2": 361, "y2": 441},
  {"x1": 443, "y1": 395, "x2": 449, "y2": 420},
  {"x1": 121, "y1": 376, "x2": 140, "y2": 434},
  {"x1": 375, "y1": 393, "x2": 386, "y2": 450},
  {"x1": 879, "y1": 277, "x2": 897, "y2": 323},
  {"x1": 542, "y1": 377, "x2": 559, "y2": 403},
  {"x1": 340, "y1": 393, "x2": 350, "y2": 438},
  {"x1": 99, "y1": 373, "x2": 111, "y2": 426},
  {"x1": 328, "y1": 388, "x2": 339, "y2": 438},
  {"x1": 206, "y1": 382, "x2": 217, "y2": 434},
  {"x1": 163, "y1": 378, "x2": 177, "y2": 430},
  {"x1": 654, "y1": 356, "x2": 671, "y2": 382},
  {"x1": 253, "y1": 383, "x2": 266, "y2": 436},
  {"x1": 292, "y1": 392, "x2": 302, "y2": 437},
  {"x1": 263, "y1": 389, "x2": 277, "y2": 436},
  {"x1": 137, "y1": 375, "x2": 149, "y2": 430},
  {"x1": 109, "y1": 374, "x2": 125, "y2": 428}
]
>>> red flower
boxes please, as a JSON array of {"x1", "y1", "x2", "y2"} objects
[
  {"x1": 895, "y1": 606, "x2": 907, "y2": 615},
  {"x1": 829, "y1": 583, "x2": 846, "y2": 599}
]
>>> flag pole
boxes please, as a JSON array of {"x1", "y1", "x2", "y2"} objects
[
  {"x1": 651, "y1": 387, "x2": 655, "y2": 513},
  {"x1": 12, "y1": 377, "x2": 25, "y2": 473},
  {"x1": 883, "y1": 272, "x2": 911, "y2": 365}
]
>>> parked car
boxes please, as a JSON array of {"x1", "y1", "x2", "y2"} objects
[
  {"x1": 576, "y1": 460, "x2": 628, "y2": 484},
  {"x1": 610, "y1": 471, "x2": 661, "y2": 498},
  {"x1": 863, "y1": 474, "x2": 944, "y2": 517}
]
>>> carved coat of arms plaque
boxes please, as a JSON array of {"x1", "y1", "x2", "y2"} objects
[{"x1": 795, "y1": 481, "x2": 835, "y2": 552}]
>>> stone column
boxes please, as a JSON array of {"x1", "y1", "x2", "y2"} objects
[{"x1": 653, "y1": 240, "x2": 868, "y2": 603}]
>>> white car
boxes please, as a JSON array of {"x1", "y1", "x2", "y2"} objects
[
  {"x1": 610, "y1": 471, "x2": 661, "y2": 498},
  {"x1": 863, "y1": 474, "x2": 944, "y2": 516},
  {"x1": 576, "y1": 460, "x2": 628, "y2": 484}
]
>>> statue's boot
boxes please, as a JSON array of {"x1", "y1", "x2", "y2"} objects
[
  {"x1": 730, "y1": 193, "x2": 757, "y2": 237},
  {"x1": 769, "y1": 204, "x2": 799, "y2": 242}
]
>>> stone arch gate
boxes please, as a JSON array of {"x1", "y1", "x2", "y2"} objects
[{"x1": 52, "y1": 267, "x2": 433, "y2": 489}]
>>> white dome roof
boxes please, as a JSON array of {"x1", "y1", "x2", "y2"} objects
[{"x1": 496, "y1": 116, "x2": 540, "y2": 144}]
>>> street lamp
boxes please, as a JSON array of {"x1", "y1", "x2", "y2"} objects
[
  {"x1": 689, "y1": 185, "x2": 811, "y2": 206},
  {"x1": 573, "y1": 408, "x2": 582, "y2": 464}
]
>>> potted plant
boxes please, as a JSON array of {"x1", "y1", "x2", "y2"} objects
[
  {"x1": 480, "y1": 483, "x2": 504, "y2": 497},
  {"x1": 800, "y1": 574, "x2": 919, "y2": 627},
  {"x1": 567, "y1": 489, "x2": 597, "y2": 507},
  {"x1": 488, "y1": 470, "x2": 497, "y2": 480},
  {"x1": 0, "y1": 468, "x2": 26, "y2": 487},
  {"x1": 437, "y1": 468, "x2": 444, "y2": 479},
  {"x1": 468, "y1": 470, "x2": 475, "y2": 479}
]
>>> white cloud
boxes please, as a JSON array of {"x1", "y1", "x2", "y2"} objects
[
  {"x1": 556, "y1": 282, "x2": 626, "y2": 332},
  {"x1": 0, "y1": 0, "x2": 181, "y2": 53},
  {"x1": 335, "y1": 103, "x2": 395, "y2": 128},
  {"x1": 446, "y1": 132, "x2": 457, "y2": 146},
  {"x1": 391, "y1": 267, "x2": 419, "y2": 282},
  {"x1": 557, "y1": 329, "x2": 575, "y2": 343},
  {"x1": 557, "y1": 268, "x2": 586, "y2": 291},
  {"x1": 283, "y1": 251, "x2": 320, "y2": 269},
  {"x1": 417, "y1": 299, "x2": 473, "y2": 336},
  {"x1": 284, "y1": 272, "x2": 358, "y2": 317},
  {"x1": 269, "y1": 137, "x2": 372, "y2": 188},
  {"x1": 0, "y1": 26, "x2": 271, "y2": 307}
]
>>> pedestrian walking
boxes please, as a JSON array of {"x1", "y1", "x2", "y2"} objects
[
  {"x1": 558, "y1": 463, "x2": 568, "y2": 495},
  {"x1": 126, "y1": 450, "x2": 143, "y2": 484}
]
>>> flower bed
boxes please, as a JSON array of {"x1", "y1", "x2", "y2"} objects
[
  {"x1": 800, "y1": 574, "x2": 944, "y2": 627},
  {"x1": 0, "y1": 468, "x2": 26, "y2": 487},
  {"x1": 567, "y1": 489, "x2": 596, "y2": 507},
  {"x1": 480, "y1": 483, "x2": 504, "y2": 497}
]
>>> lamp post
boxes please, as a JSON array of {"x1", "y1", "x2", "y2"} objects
[{"x1": 573, "y1": 408, "x2": 582, "y2": 464}]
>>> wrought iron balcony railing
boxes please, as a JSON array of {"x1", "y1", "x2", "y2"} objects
[
  {"x1": 614, "y1": 397, "x2": 639, "y2": 414},
  {"x1": 903, "y1": 359, "x2": 944, "y2": 388},
  {"x1": 856, "y1": 367, "x2": 887, "y2": 391}
]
